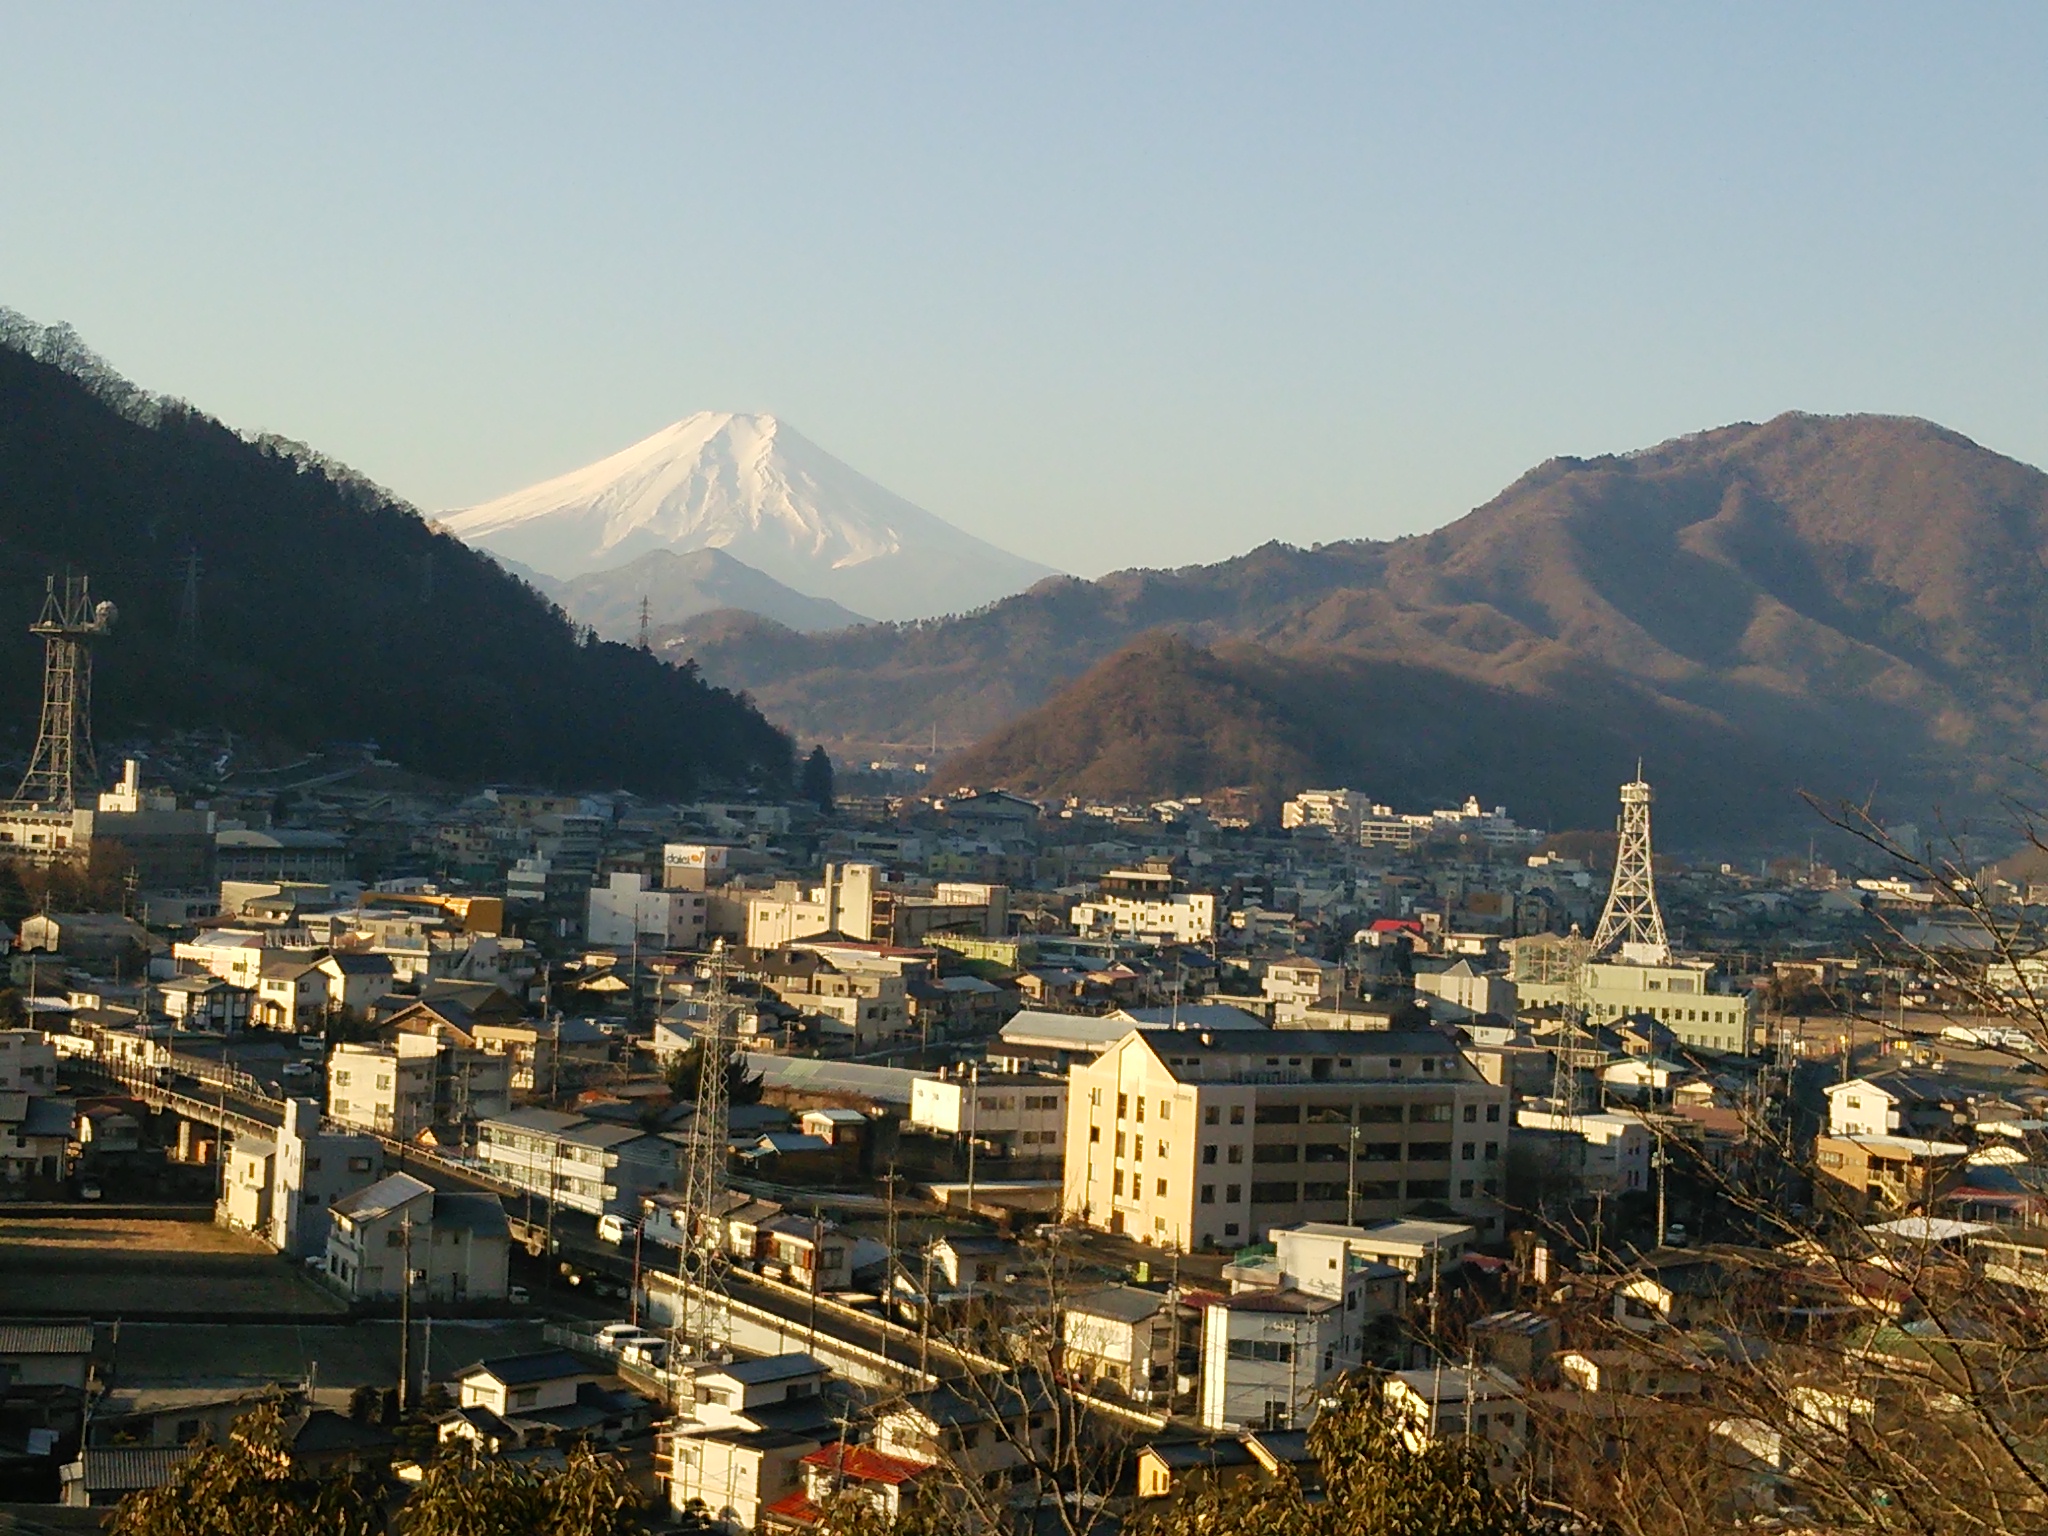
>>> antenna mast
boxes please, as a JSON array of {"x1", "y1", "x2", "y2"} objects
[
  {"x1": 14, "y1": 575, "x2": 116, "y2": 811},
  {"x1": 1590, "y1": 766, "x2": 1670, "y2": 965}
]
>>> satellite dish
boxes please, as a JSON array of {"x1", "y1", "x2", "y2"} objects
[{"x1": 92, "y1": 600, "x2": 118, "y2": 632}]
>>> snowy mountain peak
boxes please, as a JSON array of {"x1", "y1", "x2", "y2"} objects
[{"x1": 444, "y1": 413, "x2": 1054, "y2": 621}]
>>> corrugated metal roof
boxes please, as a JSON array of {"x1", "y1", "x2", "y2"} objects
[
  {"x1": 74, "y1": 1445, "x2": 193, "y2": 1494},
  {"x1": 0, "y1": 1324, "x2": 93, "y2": 1356}
]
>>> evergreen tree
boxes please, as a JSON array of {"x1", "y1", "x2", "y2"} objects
[{"x1": 801, "y1": 745, "x2": 835, "y2": 811}]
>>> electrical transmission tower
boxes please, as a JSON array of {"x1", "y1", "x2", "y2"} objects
[
  {"x1": 636, "y1": 596, "x2": 652, "y2": 653},
  {"x1": 669, "y1": 944, "x2": 738, "y2": 1368},
  {"x1": 1590, "y1": 765, "x2": 1671, "y2": 965},
  {"x1": 14, "y1": 576, "x2": 117, "y2": 811}
]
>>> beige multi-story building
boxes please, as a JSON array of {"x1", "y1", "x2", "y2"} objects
[
  {"x1": 1508, "y1": 943, "x2": 1753, "y2": 1055},
  {"x1": 1071, "y1": 866, "x2": 1216, "y2": 944},
  {"x1": 1062, "y1": 1027, "x2": 1510, "y2": 1252}
]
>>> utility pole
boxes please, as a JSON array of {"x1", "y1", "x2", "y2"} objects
[
  {"x1": 1346, "y1": 1124, "x2": 1360, "y2": 1228},
  {"x1": 808, "y1": 1204, "x2": 823, "y2": 1353},
  {"x1": 1654, "y1": 1144, "x2": 1668, "y2": 1248},
  {"x1": 397, "y1": 1213, "x2": 415, "y2": 1412},
  {"x1": 965, "y1": 1065, "x2": 979, "y2": 1213}
]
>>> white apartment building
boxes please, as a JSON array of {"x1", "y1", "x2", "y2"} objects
[
  {"x1": 1071, "y1": 866, "x2": 1216, "y2": 944},
  {"x1": 587, "y1": 872, "x2": 707, "y2": 953},
  {"x1": 1262, "y1": 960, "x2": 1340, "y2": 1021},
  {"x1": 1281, "y1": 789, "x2": 1372, "y2": 839},
  {"x1": 327, "y1": 1040, "x2": 434, "y2": 1139},
  {"x1": 745, "y1": 863, "x2": 880, "y2": 949},
  {"x1": 270, "y1": 1097, "x2": 384, "y2": 1258},
  {"x1": 474, "y1": 1107, "x2": 681, "y2": 1218},
  {"x1": 909, "y1": 1071, "x2": 1067, "y2": 1158},
  {"x1": 1413, "y1": 960, "x2": 1517, "y2": 1021},
  {"x1": 1062, "y1": 1026, "x2": 1510, "y2": 1252},
  {"x1": 1197, "y1": 1228, "x2": 1401, "y2": 1432},
  {"x1": 1382, "y1": 1365, "x2": 1527, "y2": 1475}
]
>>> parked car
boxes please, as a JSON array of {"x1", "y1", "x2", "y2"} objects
[
  {"x1": 619, "y1": 1334, "x2": 669, "y2": 1369},
  {"x1": 594, "y1": 1322, "x2": 642, "y2": 1350}
]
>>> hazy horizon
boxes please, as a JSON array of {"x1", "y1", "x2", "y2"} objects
[{"x1": 3, "y1": 4, "x2": 2043, "y2": 576}]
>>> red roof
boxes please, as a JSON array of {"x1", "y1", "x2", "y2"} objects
[
  {"x1": 764, "y1": 1491, "x2": 821, "y2": 1525},
  {"x1": 800, "y1": 1443, "x2": 931, "y2": 1486},
  {"x1": 1369, "y1": 918, "x2": 1424, "y2": 934}
]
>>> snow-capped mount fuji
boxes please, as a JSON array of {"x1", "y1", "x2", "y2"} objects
[{"x1": 443, "y1": 412, "x2": 1057, "y2": 622}]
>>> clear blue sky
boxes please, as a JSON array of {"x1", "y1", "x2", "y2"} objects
[{"x1": 2, "y1": 4, "x2": 2043, "y2": 575}]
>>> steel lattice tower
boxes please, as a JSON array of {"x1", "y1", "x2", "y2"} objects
[
  {"x1": 14, "y1": 576, "x2": 116, "y2": 811},
  {"x1": 1590, "y1": 767, "x2": 1671, "y2": 965},
  {"x1": 669, "y1": 946, "x2": 737, "y2": 1368}
]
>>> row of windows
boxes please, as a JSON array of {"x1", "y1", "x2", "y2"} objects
[{"x1": 1198, "y1": 1176, "x2": 1500, "y2": 1205}]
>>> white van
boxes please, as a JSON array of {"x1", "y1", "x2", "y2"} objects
[
  {"x1": 597, "y1": 1213, "x2": 634, "y2": 1245},
  {"x1": 594, "y1": 1321, "x2": 641, "y2": 1351}
]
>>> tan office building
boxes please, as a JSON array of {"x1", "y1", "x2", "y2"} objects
[{"x1": 1062, "y1": 1027, "x2": 1510, "y2": 1252}]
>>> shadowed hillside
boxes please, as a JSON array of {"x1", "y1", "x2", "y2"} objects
[{"x1": 0, "y1": 313, "x2": 791, "y2": 794}]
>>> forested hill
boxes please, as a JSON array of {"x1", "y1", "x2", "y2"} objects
[{"x1": 0, "y1": 313, "x2": 791, "y2": 794}]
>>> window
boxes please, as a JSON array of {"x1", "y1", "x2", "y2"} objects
[
  {"x1": 1117, "y1": 1094, "x2": 1128, "y2": 1118},
  {"x1": 1462, "y1": 1143, "x2": 1476, "y2": 1160},
  {"x1": 1113, "y1": 1171, "x2": 1125, "y2": 1196},
  {"x1": 1255, "y1": 1104, "x2": 1300, "y2": 1124},
  {"x1": 1303, "y1": 1143, "x2": 1347, "y2": 1163},
  {"x1": 1225, "y1": 1184, "x2": 1242, "y2": 1203},
  {"x1": 1485, "y1": 1142, "x2": 1499, "y2": 1161},
  {"x1": 1252, "y1": 1144, "x2": 1298, "y2": 1163},
  {"x1": 1201, "y1": 1184, "x2": 1215, "y2": 1204},
  {"x1": 1158, "y1": 1101, "x2": 1170, "y2": 1122},
  {"x1": 1362, "y1": 1141, "x2": 1402, "y2": 1162},
  {"x1": 1230, "y1": 1106, "x2": 1245, "y2": 1125},
  {"x1": 1158, "y1": 1140, "x2": 1169, "y2": 1158},
  {"x1": 1486, "y1": 1104, "x2": 1500, "y2": 1123},
  {"x1": 1409, "y1": 1103, "x2": 1453, "y2": 1123},
  {"x1": 1203, "y1": 1145, "x2": 1218, "y2": 1164},
  {"x1": 1204, "y1": 1106, "x2": 1220, "y2": 1126},
  {"x1": 1306, "y1": 1105, "x2": 1350, "y2": 1124},
  {"x1": 512, "y1": 1387, "x2": 539, "y2": 1407},
  {"x1": 1463, "y1": 1105, "x2": 1478, "y2": 1123},
  {"x1": 1357, "y1": 1104, "x2": 1403, "y2": 1123},
  {"x1": 1409, "y1": 1142, "x2": 1452, "y2": 1161},
  {"x1": 1227, "y1": 1338, "x2": 1293, "y2": 1362},
  {"x1": 1227, "y1": 1145, "x2": 1244, "y2": 1164},
  {"x1": 1115, "y1": 1132, "x2": 1126, "y2": 1157},
  {"x1": 1460, "y1": 1179, "x2": 1475, "y2": 1197},
  {"x1": 1089, "y1": 1126, "x2": 1100, "y2": 1143},
  {"x1": 1407, "y1": 1179, "x2": 1450, "y2": 1199},
  {"x1": 348, "y1": 1156, "x2": 372, "y2": 1172},
  {"x1": 1135, "y1": 1099, "x2": 1145, "y2": 1123},
  {"x1": 1250, "y1": 1181, "x2": 1300, "y2": 1203},
  {"x1": 1156, "y1": 1178, "x2": 1168, "y2": 1197},
  {"x1": 1302, "y1": 1181, "x2": 1345, "y2": 1201}
]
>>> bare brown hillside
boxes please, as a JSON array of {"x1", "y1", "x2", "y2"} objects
[{"x1": 676, "y1": 413, "x2": 2048, "y2": 839}]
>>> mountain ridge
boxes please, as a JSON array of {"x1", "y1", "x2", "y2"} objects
[
  {"x1": 680, "y1": 411, "x2": 2048, "y2": 839},
  {"x1": 512, "y1": 547, "x2": 867, "y2": 640},
  {"x1": 444, "y1": 411, "x2": 1056, "y2": 621}
]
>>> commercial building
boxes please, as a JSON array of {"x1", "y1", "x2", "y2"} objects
[{"x1": 1061, "y1": 1026, "x2": 1510, "y2": 1251}]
